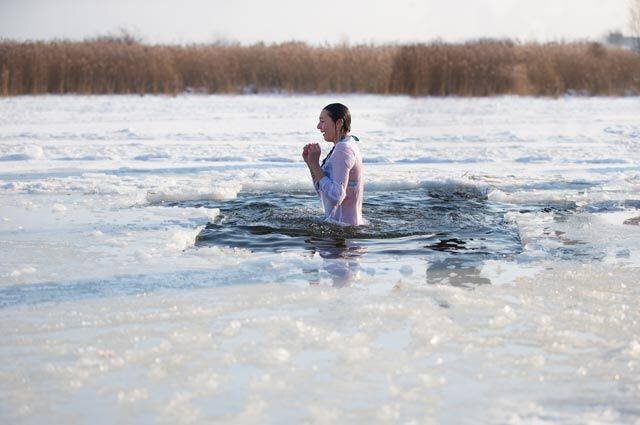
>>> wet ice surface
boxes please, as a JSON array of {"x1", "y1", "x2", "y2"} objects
[{"x1": 1, "y1": 95, "x2": 640, "y2": 423}]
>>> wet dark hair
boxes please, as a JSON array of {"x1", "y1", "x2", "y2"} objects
[
  {"x1": 323, "y1": 103, "x2": 351, "y2": 134},
  {"x1": 321, "y1": 103, "x2": 351, "y2": 168}
]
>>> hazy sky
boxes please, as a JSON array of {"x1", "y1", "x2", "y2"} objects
[{"x1": 0, "y1": 0, "x2": 631, "y2": 44}]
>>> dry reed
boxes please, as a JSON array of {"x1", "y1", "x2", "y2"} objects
[{"x1": 0, "y1": 38, "x2": 638, "y2": 97}]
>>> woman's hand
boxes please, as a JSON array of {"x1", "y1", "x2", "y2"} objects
[
  {"x1": 302, "y1": 143, "x2": 324, "y2": 183},
  {"x1": 305, "y1": 143, "x2": 321, "y2": 165}
]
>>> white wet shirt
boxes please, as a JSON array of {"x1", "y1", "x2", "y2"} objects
[{"x1": 315, "y1": 135, "x2": 366, "y2": 226}]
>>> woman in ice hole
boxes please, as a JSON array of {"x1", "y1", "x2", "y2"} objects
[{"x1": 302, "y1": 103, "x2": 366, "y2": 226}]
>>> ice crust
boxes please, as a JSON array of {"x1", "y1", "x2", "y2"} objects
[
  {"x1": 1, "y1": 265, "x2": 639, "y2": 423},
  {"x1": 0, "y1": 94, "x2": 639, "y2": 423}
]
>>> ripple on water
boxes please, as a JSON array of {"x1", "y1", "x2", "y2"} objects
[
  {"x1": 150, "y1": 187, "x2": 613, "y2": 266},
  {"x1": 159, "y1": 188, "x2": 524, "y2": 262}
]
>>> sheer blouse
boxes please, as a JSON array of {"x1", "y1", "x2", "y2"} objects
[{"x1": 314, "y1": 135, "x2": 365, "y2": 226}]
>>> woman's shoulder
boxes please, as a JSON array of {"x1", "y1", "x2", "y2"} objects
[
  {"x1": 343, "y1": 137, "x2": 364, "y2": 160},
  {"x1": 336, "y1": 136, "x2": 360, "y2": 153},
  {"x1": 333, "y1": 142, "x2": 357, "y2": 160}
]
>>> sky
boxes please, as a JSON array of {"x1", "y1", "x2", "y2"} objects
[{"x1": 0, "y1": 0, "x2": 631, "y2": 45}]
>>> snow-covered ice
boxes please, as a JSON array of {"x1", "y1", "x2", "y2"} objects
[{"x1": 0, "y1": 94, "x2": 639, "y2": 423}]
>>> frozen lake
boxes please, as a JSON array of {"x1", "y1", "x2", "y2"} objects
[{"x1": 1, "y1": 94, "x2": 639, "y2": 423}]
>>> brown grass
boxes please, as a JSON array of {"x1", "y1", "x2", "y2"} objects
[{"x1": 0, "y1": 39, "x2": 638, "y2": 97}]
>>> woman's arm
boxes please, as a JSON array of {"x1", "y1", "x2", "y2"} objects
[
  {"x1": 308, "y1": 161, "x2": 325, "y2": 184},
  {"x1": 303, "y1": 143, "x2": 325, "y2": 187},
  {"x1": 302, "y1": 144, "x2": 315, "y2": 184}
]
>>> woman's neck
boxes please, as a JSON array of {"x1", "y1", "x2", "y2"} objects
[{"x1": 333, "y1": 133, "x2": 349, "y2": 145}]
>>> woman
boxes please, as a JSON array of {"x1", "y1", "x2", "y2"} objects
[{"x1": 302, "y1": 103, "x2": 365, "y2": 226}]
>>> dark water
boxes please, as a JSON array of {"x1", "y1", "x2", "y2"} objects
[
  {"x1": 163, "y1": 188, "x2": 527, "y2": 262},
  {"x1": 147, "y1": 187, "x2": 617, "y2": 288}
]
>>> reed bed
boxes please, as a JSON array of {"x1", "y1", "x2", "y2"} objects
[{"x1": 1, "y1": 39, "x2": 638, "y2": 96}]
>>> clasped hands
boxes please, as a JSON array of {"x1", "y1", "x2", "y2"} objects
[{"x1": 302, "y1": 143, "x2": 321, "y2": 166}]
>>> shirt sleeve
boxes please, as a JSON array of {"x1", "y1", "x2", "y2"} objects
[{"x1": 318, "y1": 144, "x2": 356, "y2": 206}]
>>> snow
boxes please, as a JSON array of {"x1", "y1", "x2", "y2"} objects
[{"x1": 0, "y1": 94, "x2": 639, "y2": 423}]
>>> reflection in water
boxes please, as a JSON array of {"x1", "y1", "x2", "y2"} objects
[
  {"x1": 190, "y1": 188, "x2": 523, "y2": 255},
  {"x1": 162, "y1": 189, "x2": 590, "y2": 287},
  {"x1": 425, "y1": 257, "x2": 491, "y2": 287},
  {"x1": 303, "y1": 238, "x2": 367, "y2": 287}
]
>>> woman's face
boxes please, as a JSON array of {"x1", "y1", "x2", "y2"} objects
[{"x1": 317, "y1": 109, "x2": 338, "y2": 142}]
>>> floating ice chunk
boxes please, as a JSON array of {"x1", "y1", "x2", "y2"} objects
[
  {"x1": 397, "y1": 156, "x2": 487, "y2": 164},
  {"x1": 51, "y1": 203, "x2": 66, "y2": 213},
  {"x1": 147, "y1": 185, "x2": 240, "y2": 202},
  {"x1": 364, "y1": 180, "x2": 421, "y2": 192},
  {"x1": 488, "y1": 188, "x2": 571, "y2": 205},
  {"x1": 10, "y1": 266, "x2": 37, "y2": 277},
  {"x1": 200, "y1": 208, "x2": 220, "y2": 221},
  {"x1": 134, "y1": 250, "x2": 153, "y2": 261},
  {"x1": 270, "y1": 348, "x2": 291, "y2": 364},
  {"x1": 624, "y1": 216, "x2": 640, "y2": 226},
  {"x1": 113, "y1": 128, "x2": 143, "y2": 139},
  {"x1": 191, "y1": 245, "x2": 252, "y2": 260},
  {"x1": 194, "y1": 155, "x2": 251, "y2": 162},
  {"x1": 604, "y1": 124, "x2": 640, "y2": 138},
  {"x1": 367, "y1": 178, "x2": 488, "y2": 195},
  {"x1": 242, "y1": 180, "x2": 310, "y2": 193},
  {"x1": 1, "y1": 154, "x2": 31, "y2": 162},
  {"x1": 58, "y1": 154, "x2": 112, "y2": 161},
  {"x1": 165, "y1": 228, "x2": 199, "y2": 251},
  {"x1": 0, "y1": 145, "x2": 44, "y2": 161},
  {"x1": 364, "y1": 156, "x2": 391, "y2": 164},
  {"x1": 487, "y1": 189, "x2": 511, "y2": 203},
  {"x1": 133, "y1": 152, "x2": 170, "y2": 161},
  {"x1": 259, "y1": 156, "x2": 295, "y2": 163},
  {"x1": 515, "y1": 155, "x2": 552, "y2": 163},
  {"x1": 570, "y1": 158, "x2": 629, "y2": 164},
  {"x1": 145, "y1": 206, "x2": 220, "y2": 222}
]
